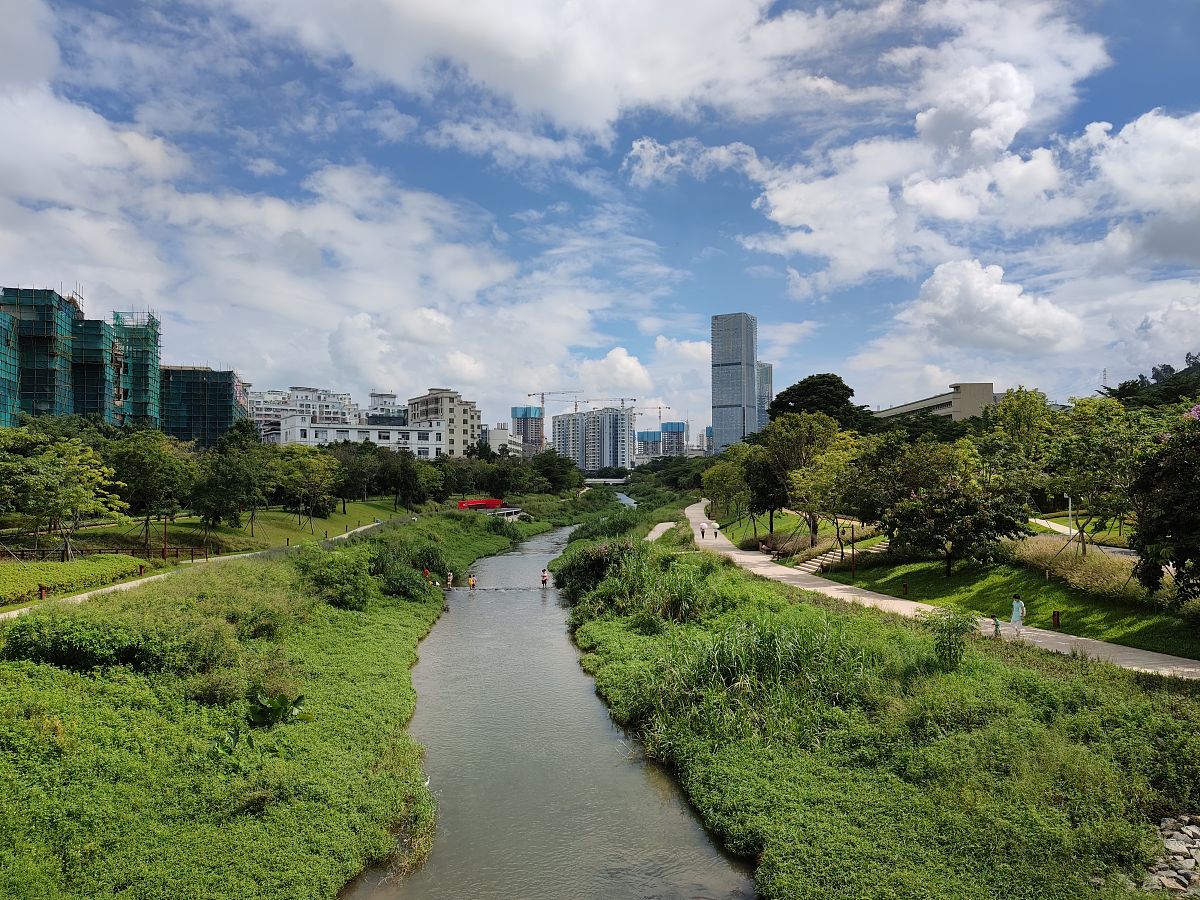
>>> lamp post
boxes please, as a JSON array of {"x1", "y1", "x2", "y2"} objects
[{"x1": 1063, "y1": 493, "x2": 1074, "y2": 536}]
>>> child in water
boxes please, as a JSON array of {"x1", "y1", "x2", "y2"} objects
[{"x1": 541, "y1": 568, "x2": 550, "y2": 588}]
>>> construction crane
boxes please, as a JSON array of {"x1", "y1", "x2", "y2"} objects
[
  {"x1": 526, "y1": 390, "x2": 581, "y2": 449},
  {"x1": 582, "y1": 397, "x2": 637, "y2": 409},
  {"x1": 634, "y1": 404, "x2": 672, "y2": 428}
]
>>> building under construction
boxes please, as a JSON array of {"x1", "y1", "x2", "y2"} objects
[
  {"x1": 160, "y1": 366, "x2": 250, "y2": 448},
  {"x1": 0, "y1": 309, "x2": 17, "y2": 428}
]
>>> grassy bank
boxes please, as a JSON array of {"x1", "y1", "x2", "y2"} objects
[
  {"x1": 555, "y1": 538, "x2": 1200, "y2": 899},
  {"x1": 0, "y1": 506, "x2": 575, "y2": 900},
  {"x1": 822, "y1": 536, "x2": 1195, "y2": 660},
  {"x1": 0, "y1": 556, "x2": 175, "y2": 609}
]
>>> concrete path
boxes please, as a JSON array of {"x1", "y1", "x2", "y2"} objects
[
  {"x1": 645, "y1": 522, "x2": 675, "y2": 542},
  {"x1": 692, "y1": 501, "x2": 1200, "y2": 680},
  {"x1": 0, "y1": 521, "x2": 384, "y2": 622},
  {"x1": 1029, "y1": 518, "x2": 1137, "y2": 559}
]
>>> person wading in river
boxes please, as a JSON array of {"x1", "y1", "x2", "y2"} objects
[{"x1": 541, "y1": 568, "x2": 550, "y2": 588}]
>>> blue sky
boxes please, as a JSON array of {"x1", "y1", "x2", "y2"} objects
[{"x1": 1, "y1": 0, "x2": 1198, "y2": 431}]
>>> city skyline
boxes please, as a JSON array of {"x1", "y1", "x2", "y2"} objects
[{"x1": 1, "y1": 2, "x2": 1197, "y2": 432}]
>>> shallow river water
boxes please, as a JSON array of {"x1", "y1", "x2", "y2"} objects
[{"x1": 342, "y1": 526, "x2": 753, "y2": 900}]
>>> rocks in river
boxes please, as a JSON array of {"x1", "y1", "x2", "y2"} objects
[{"x1": 1141, "y1": 816, "x2": 1200, "y2": 896}]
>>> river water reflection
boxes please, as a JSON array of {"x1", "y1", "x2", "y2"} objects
[{"x1": 342, "y1": 526, "x2": 753, "y2": 900}]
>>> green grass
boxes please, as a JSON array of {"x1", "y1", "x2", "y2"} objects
[
  {"x1": 714, "y1": 510, "x2": 837, "y2": 550},
  {"x1": 0, "y1": 507, "x2": 575, "y2": 900},
  {"x1": 0, "y1": 557, "x2": 175, "y2": 610},
  {"x1": 561, "y1": 538, "x2": 1200, "y2": 899},
  {"x1": 824, "y1": 558, "x2": 1198, "y2": 660},
  {"x1": 7, "y1": 501, "x2": 406, "y2": 556}
]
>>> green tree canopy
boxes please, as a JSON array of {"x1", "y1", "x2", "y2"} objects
[{"x1": 767, "y1": 373, "x2": 872, "y2": 431}]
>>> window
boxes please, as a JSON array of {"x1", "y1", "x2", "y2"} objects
[
  {"x1": 435, "y1": 433, "x2": 441, "y2": 441},
  {"x1": 417, "y1": 431, "x2": 430, "y2": 441},
  {"x1": 315, "y1": 430, "x2": 327, "y2": 440},
  {"x1": 300, "y1": 429, "x2": 307, "y2": 439},
  {"x1": 449, "y1": 439, "x2": 454, "y2": 445},
  {"x1": 417, "y1": 448, "x2": 429, "y2": 458},
  {"x1": 336, "y1": 429, "x2": 350, "y2": 439},
  {"x1": 357, "y1": 431, "x2": 368, "y2": 439},
  {"x1": 378, "y1": 432, "x2": 390, "y2": 440}
]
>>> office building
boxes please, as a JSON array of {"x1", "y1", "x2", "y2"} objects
[
  {"x1": 160, "y1": 366, "x2": 250, "y2": 448},
  {"x1": 873, "y1": 383, "x2": 996, "y2": 422},
  {"x1": 511, "y1": 405, "x2": 545, "y2": 457},
  {"x1": 408, "y1": 388, "x2": 481, "y2": 457},
  {"x1": 756, "y1": 362, "x2": 774, "y2": 430},
  {"x1": 711, "y1": 312, "x2": 760, "y2": 452},
  {"x1": 552, "y1": 406, "x2": 636, "y2": 470},
  {"x1": 704, "y1": 425, "x2": 714, "y2": 455},
  {"x1": 635, "y1": 430, "x2": 662, "y2": 457}
]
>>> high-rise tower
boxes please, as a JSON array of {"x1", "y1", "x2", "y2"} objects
[
  {"x1": 756, "y1": 361, "x2": 774, "y2": 430},
  {"x1": 711, "y1": 312, "x2": 759, "y2": 452}
]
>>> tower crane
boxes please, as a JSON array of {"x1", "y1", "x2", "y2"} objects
[
  {"x1": 526, "y1": 390, "x2": 581, "y2": 449},
  {"x1": 581, "y1": 397, "x2": 637, "y2": 409},
  {"x1": 634, "y1": 404, "x2": 672, "y2": 428}
]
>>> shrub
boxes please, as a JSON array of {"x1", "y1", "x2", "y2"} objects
[
  {"x1": 291, "y1": 544, "x2": 378, "y2": 611},
  {"x1": 569, "y1": 509, "x2": 643, "y2": 543},
  {"x1": 918, "y1": 608, "x2": 982, "y2": 672},
  {"x1": 484, "y1": 516, "x2": 523, "y2": 541},
  {"x1": 1, "y1": 606, "x2": 240, "y2": 675},
  {"x1": 554, "y1": 539, "x2": 637, "y2": 601}
]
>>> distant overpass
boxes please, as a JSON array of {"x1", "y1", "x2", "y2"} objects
[{"x1": 583, "y1": 477, "x2": 630, "y2": 486}]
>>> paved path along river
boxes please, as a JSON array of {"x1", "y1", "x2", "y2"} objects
[
  {"x1": 691, "y1": 500, "x2": 1200, "y2": 680},
  {"x1": 342, "y1": 526, "x2": 752, "y2": 900}
]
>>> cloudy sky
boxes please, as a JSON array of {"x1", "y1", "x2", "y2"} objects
[{"x1": 2, "y1": 0, "x2": 1198, "y2": 430}]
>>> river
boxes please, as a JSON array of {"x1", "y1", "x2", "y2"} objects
[{"x1": 342, "y1": 526, "x2": 753, "y2": 900}]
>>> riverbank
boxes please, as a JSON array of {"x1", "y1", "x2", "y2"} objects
[
  {"x1": 555, "y1": 535, "x2": 1200, "y2": 899},
  {"x1": 0, "y1": 507, "x2": 580, "y2": 899}
]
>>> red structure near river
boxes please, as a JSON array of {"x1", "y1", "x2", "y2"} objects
[{"x1": 457, "y1": 498, "x2": 504, "y2": 511}]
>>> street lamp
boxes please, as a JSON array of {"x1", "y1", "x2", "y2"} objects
[{"x1": 1063, "y1": 493, "x2": 1074, "y2": 536}]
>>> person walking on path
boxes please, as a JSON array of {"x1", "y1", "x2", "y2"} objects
[
  {"x1": 700, "y1": 522, "x2": 706, "y2": 539},
  {"x1": 713, "y1": 523, "x2": 720, "y2": 540},
  {"x1": 446, "y1": 571, "x2": 454, "y2": 589},
  {"x1": 1011, "y1": 594, "x2": 1026, "y2": 636},
  {"x1": 541, "y1": 568, "x2": 550, "y2": 588},
  {"x1": 468, "y1": 574, "x2": 477, "y2": 592},
  {"x1": 991, "y1": 615, "x2": 1002, "y2": 639}
]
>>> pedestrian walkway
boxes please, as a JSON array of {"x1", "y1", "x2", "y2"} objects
[
  {"x1": 0, "y1": 521, "x2": 384, "y2": 623},
  {"x1": 1029, "y1": 518, "x2": 1137, "y2": 559},
  {"x1": 690, "y1": 500, "x2": 1200, "y2": 680},
  {"x1": 645, "y1": 522, "x2": 675, "y2": 542}
]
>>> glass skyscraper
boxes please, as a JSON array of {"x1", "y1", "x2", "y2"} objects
[
  {"x1": 711, "y1": 312, "x2": 759, "y2": 452},
  {"x1": 756, "y1": 361, "x2": 774, "y2": 430}
]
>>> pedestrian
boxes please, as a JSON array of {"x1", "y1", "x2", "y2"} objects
[
  {"x1": 468, "y1": 574, "x2": 477, "y2": 592},
  {"x1": 447, "y1": 571, "x2": 454, "y2": 589},
  {"x1": 1010, "y1": 593, "x2": 1025, "y2": 636},
  {"x1": 713, "y1": 523, "x2": 720, "y2": 540},
  {"x1": 422, "y1": 567, "x2": 430, "y2": 581},
  {"x1": 541, "y1": 568, "x2": 550, "y2": 588},
  {"x1": 700, "y1": 522, "x2": 706, "y2": 539},
  {"x1": 991, "y1": 614, "x2": 1002, "y2": 639}
]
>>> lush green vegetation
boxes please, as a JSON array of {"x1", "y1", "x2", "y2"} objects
[
  {"x1": 825, "y1": 555, "x2": 1198, "y2": 660},
  {"x1": 0, "y1": 556, "x2": 167, "y2": 609},
  {"x1": 559, "y1": 537, "x2": 1200, "y2": 899},
  {"x1": 0, "y1": 507, "x2": 565, "y2": 900}
]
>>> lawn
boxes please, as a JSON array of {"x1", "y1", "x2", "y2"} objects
[
  {"x1": 714, "y1": 510, "x2": 837, "y2": 549},
  {"x1": 8, "y1": 500, "x2": 406, "y2": 555},
  {"x1": 824, "y1": 558, "x2": 1198, "y2": 660}
]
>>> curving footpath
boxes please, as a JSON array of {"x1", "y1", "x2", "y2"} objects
[
  {"x1": 645, "y1": 522, "x2": 675, "y2": 542},
  {"x1": 0, "y1": 521, "x2": 384, "y2": 623},
  {"x1": 689, "y1": 500, "x2": 1200, "y2": 680}
]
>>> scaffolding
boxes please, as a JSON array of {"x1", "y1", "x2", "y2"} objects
[
  {"x1": 113, "y1": 311, "x2": 161, "y2": 428},
  {"x1": 0, "y1": 287, "x2": 82, "y2": 418},
  {"x1": 72, "y1": 317, "x2": 120, "y2": 422},
  {"x1": 0, "y1": 310, "x2": 17, "y2": 427},
  {"x1": 160, "y1": 366, "x2": 250, "y2": 448}
]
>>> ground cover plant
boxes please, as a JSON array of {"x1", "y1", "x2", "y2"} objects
[
  {"x1": 822, "y1": 536, "x2": 1196, "y2": 659},
  {"x1": 562, "y1": 539, "x2": 1200, "y2": 899},
  {"x1": 0, "y1": 555, "x2": 167, "y2": 609},
  {"x1": 0, "y1": 508, "x2": 550, "y2": 900}
]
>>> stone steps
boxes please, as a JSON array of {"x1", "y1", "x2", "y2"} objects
[{"x1": 792, "y1": 539, "x2": 889, "y2": 574}]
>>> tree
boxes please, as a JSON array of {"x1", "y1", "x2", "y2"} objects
[
  {"x1": 0, "y1": 429, "x2": 126, "y2": 558},
  {"x1": 701, "y1": 454, "x2": 750, "y2": 522},
  {"x1": 759, "y1": 412, "x2": 839, "y2": 542},
  {"x1": 989, "y1": 387, "x2": 1053, "y2": 461},
  {"x1": 192, "y1": 421, "x2": 277, "y2": 538},
  {"x1": 768, "y1": 373, "x2": 872, "y2": 431},
  {"x1": 885, "y1": 479, "x2": 1028, "y2": 576},
  {"x1": 328, "y1": 440, "x2": 382, "y2": 513},
  {"x1": 107, "y1": 430, "x2": 197, "y2": 550},
  {"x1": 277, "y1": 445, "x2": 341, "y2": 529},
  {"x1": 789, "y1": 432, "x2": 859, "y2": 559},
  {"x1": 1128, "y1": 417, "x2": 1200, "y2": 605},
  {"x1": 529, "y1": 450, "x2": 583, "y2": 493}
]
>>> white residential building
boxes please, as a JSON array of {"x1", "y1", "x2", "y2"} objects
[
  {"x1": 249, "y1": 386, "x2": 363, "y2": 442},
  {"x1": 408, "y1": 388, "x2": 482, "y2": 457},
  {"x1": 485, "y1": 422, "x2": 524, "y2": 456},
  {"x1": 552, "y1": 407, "x2": 636, "y2": 470},
  {"x1": 277, "y1": 413, "x2": 445, "y2": 458}
]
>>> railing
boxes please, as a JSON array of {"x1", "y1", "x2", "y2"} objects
[{"x1": 1, "y1": 546, "x2": 224, "y2": 563}]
